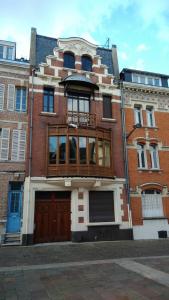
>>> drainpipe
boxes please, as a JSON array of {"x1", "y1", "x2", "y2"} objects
[
  {"x1": 29, "y1": 68, "x2": 35, "y2": 177},
  {"x1": 119, "y1": 80, "x2": 132, "y2": 229}
]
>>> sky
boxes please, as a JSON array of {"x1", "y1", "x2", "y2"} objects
[{"x1": 1, "y1": 0, "x2": 169, "y2": 74}]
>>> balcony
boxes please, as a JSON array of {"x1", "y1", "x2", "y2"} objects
[{"x1": 67, "y1": 112, "x2": 96, "y2": 128}]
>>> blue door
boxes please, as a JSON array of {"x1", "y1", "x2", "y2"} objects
[{"x1": 6, "y1": 191, "x2": 22, "y2": 233}]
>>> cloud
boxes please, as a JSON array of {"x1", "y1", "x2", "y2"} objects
[
  {"x1": 119, "y1": 51, "x2": 128, "y2": 60},
  {"x1": 136, "y1": 44, "x2": 149, "y2": 52},
  {"x1": 135, "y1": 58, "x2": 145, "y2": 70}
]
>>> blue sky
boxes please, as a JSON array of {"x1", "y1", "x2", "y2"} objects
[{"x1": 1, "y1": 0, "x2": 169, "y2": 74}]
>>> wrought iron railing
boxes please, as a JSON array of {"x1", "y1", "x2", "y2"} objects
[{"x1": 67, "y1": 112, "x2": 96, "y2": 128}]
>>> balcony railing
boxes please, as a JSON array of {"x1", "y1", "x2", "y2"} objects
[{"x1": 67, "y1": 112, "x2": 96, "y2": 128}]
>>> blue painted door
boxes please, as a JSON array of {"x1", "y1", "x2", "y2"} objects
[{"x1": 6, "y1": 191, "x2": 22, "y2": 233}]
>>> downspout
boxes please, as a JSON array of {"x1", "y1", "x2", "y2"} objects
[
  {"x1": 29, "y1": 68, "x2": 35, "y2": 177},
  {"x1": 120, "y1": 81, "x2": 132, "y2": 229}
]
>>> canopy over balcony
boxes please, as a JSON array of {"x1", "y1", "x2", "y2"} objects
[{"x1": 60, "y1": 74, "x2": 99, "y2": 91}]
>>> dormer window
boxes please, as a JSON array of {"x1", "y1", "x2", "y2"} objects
[
  {"x1": 63, "y1": 52, "x2": 75, "y2": 69},
  {"x1": 0, "y1": 42, "x2": 15, "y2": 60},
  {"x1": 81, "y1": 55, "x2": 92, "y2": 72},
  {"x1": 132, "y1": 73, "x2": 161, "y2": 87}
]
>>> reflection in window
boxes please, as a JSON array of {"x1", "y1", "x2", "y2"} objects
[
  {"x1": 69, "y1": 136, "x2": 77, "y2": 164},
  {"x1": 49, "y1": 136, "x2": 57, "y2": 164},
  {"x1": 89, "y1": 138, "x2": 96, "y2": 164},
  {"x1": 59, "y1": 136, "x2": 66, "y2": 164},
  {"x1": 79, "y1": 137, "x2": 86, "y2": 164},
  {"x1": 98, "y1": 140, "x2": 103, "y2": 166}
]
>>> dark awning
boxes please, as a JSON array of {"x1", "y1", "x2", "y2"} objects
[{"x1": 59, "y1": 74, "x2": 99, "y2": 90}]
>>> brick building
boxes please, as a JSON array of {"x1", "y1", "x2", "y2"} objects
[
  {"x1": 121, "y1": 68, "x2": 169, "y2": 239},
  {"x1": 0, "y1": 40, "x2": 29, "y2": 245},
  {"x1": 22, "y1": 28, "x2": 132, "y2": 245}
]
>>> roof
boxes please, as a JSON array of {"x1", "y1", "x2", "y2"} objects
[
  {"x1": 35, "y1": 34, "x2": 114, "y2": 74},
  {"x1": 121, "y1": 68, "x2": 169, "y2": 79},
  {"x1": 60, "y1": 74, "x2": 99, "y2": 90}
]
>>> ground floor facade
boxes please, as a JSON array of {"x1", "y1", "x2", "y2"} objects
[{"x1": 21, "y1": 176, "x2": 132, "y2": 245}]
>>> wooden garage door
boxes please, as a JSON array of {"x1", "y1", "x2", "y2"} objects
[{"x1": 34, "y1": 191, "x2": 71, "y2": 243}]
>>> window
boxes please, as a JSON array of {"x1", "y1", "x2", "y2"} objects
[
  {"x1": 133, "y1": 74, "x2": 139, "y2": 83},
  {"x1": 67, "y1": 93, "x2": 90, "y2": 125},
  {"x1": 48, "y1": 136, "x2": 110, "y2": 167},
  {"x1": 81, "y1": 55, "x2": 92, "y2": 71},
  {"x1": 140, "y1": 76, "x2": 146, "y2": 84},
  {"x1": 0, "y1": 128, "x2": 10, "y2": 160},
  {"x1": 148, "y1": 77, "x2": 153, "y2": 85},
  {"x1": 146, "y1": 107, "x2": 155, "y2": 127},
  {"x1": 142, "y1": 190, "x2": 163, "y2": 218},
  {"x1": 6, "y1": 47, "x2": 13, "y2": 60},
  {"x1": 134, "y1": 106, "x2": 142, "y2": 125},
  {"x1": 15, "y1": 87, "x2": 26, "y2": 112},
  {"x1": 137, "y1": 143, "x2": 146, "y2": 168},
  {"x1": 150, "y1": 144, "x2": 159, "y2": 169},
  {"x1": 0, "y1": 46, "x2": 3, "y2": 59},
  {"x1": 11, "y1": 130, "x2": 26, "y2": 161},
  {"x1": 63, "y1": 52, "x2": 75, "y2": 69},
  {"x1": 132, "y1": 73, "x2": 161, "y2": 86},
  {"x1": 89, "y1": 191, "x2": 115, "y2": 222},
  {"x1": 0, "y1": 45, "x2": 14, "y2": 60},
  {"x1": 103, "y1": 95, "x2": 112, "y2": 119},
  {"x1": 43, "y1": 87, "x2": 54, "y2": 112},
  {"x1": 7, "y1": 85, "x2": 27, "y2": 112}
]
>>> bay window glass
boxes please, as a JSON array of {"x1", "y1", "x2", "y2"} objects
[
  {"x1": 59, "y1": 136, "x2": 66, "y2": 164},
  {"x1": 89, "y1": 137, "x2": 96, "y2": 164},
  {"x1": 79, "y1": 137, "x2": 87, "y2": 164},
  {"x1": 49, "y1": 136, "x2": 57, "y2": 164},
  {"x1": 69, "y1": 136, "x2": 77, "y2": 164},
  {"x1": 98, "y1": 140, "x2": 103, "y2": 166},
  {"x1": 105, "y1": 141, "x2": 110, "y2": 167}
]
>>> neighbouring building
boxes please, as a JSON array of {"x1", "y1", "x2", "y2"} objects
[
  {"x1": 22, "y1": 28, "x2": 132, "y2": 245},
  {"x1": 121, "y1": 68, "x2": 169, "y2": 239},
  {"x1": 0, "y1": 40, "x2": 29, "y2": 245}
]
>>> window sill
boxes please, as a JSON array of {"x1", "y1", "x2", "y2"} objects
[
  {"x1": 40, "y1": 112, "x2": 57, "y2": 117},
  {"x1": 137, "y1": 168, "x2": 162, "y2": 172},
  {"x1": 102, "y1": 118, "x2": 116, "y2": 123},
  {"x1": 149, "y1": 168, "x2": 161, "y2": 172},
  {"x1": 142, "y1": 126, "x2": 158, "y2": 130},
  {"x1": 87, "y1": 222, "x2": 119, "y2": 226}
]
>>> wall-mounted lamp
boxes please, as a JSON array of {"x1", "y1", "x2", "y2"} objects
[{"x1": 126, "y1": 123, "x2": 142, "y2": 139}]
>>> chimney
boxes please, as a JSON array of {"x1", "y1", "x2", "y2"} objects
[
  {"x1": 29, "y1": 27, "x2": 37, "y2": 67},
  {"x1": 112, "y1": 45, "x2": 119, "y2": 77}
]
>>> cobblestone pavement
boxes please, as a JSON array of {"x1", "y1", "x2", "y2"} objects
[{"x1": 1, "y1": 240, "x2": 169, "y2": 299}]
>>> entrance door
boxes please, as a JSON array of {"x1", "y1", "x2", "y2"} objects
[
  {"x1": 34, "y1": 191, "x2": 71, "y2": 243},
  {"x1": 6, "y1": 191, "x2": 22, "y2": 233}
]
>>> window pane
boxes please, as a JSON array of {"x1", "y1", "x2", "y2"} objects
[
  {"x1": 89, "y1": 137, "x2": 96, "y2": 164},
  {"x1": 148, "y1": 77, "x2": 153, "y2": 85},
  {"x1": 103, "y1": 96, "x2": 112, "y2": 118},
  {"x1": 72, "y1": 99, "x2": 78, "y2": 111},
  {"x1": 59, "y1": 136, "x2": 66, "y2": 164},
  {"x1": 147, "y1": 108, "x2": 154, "y2": 127},
  {"x1": 49, "y1": 137, "x2": 57, "y2": 164},
  {"x1": 68, "y1": 98, "x2": 72, "y2": 111},
  {"x1": 82, "y1": 55, "x2": 92, "y2": 71},
  {"x1": 79, "y1": 100, "x2": 84, "y2": 112},
  {"x1": 134, "y1": 107, "x2": 142, "y2": 125},
  {"x1": 21, "y1": 88, "x2": 26, "y2": 112},
  {"x1": 15, "y1": 88, "x2": 21, "y2": 111},
  {"x1": 69, "y1": 136, "x2": 77, "y2": 164},
  {"x1": 7, "y1": 47, "x2": 13, "y2": 60},
  {"x1": 89, "y1": 191, "x2": 114, "y2": 222},
  {"x1": 140, "y1": 76, "x2": 145, "y2": 84},
  {"x1": 79, "y1": 137, "x2": 86, "y2": 164},
  {"x1": 0, "y1": 46, "x2": 3, "y2": 59},
  {"x1": 133, "y1": 74, "x2": 139, "y2": 83},
  {"x1": 105, "y1": 141, "x2": 110, "y2": 167},
  {"x1": 43, "y1": 88, "x2": 54, "y2": 112},
  {"x1": 155, "y1": 78, "x2": 160, "y2": 86},
  {"x1": 64, "y1": 52, "x2": 75, "y2": 69},
  {"x1": 10, "y1": 193, "x2": 20, "y2": 213},
  {"x1": 98, "y1": 140, "x2": 103, "y2": 166}
]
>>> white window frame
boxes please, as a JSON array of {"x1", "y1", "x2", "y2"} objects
[
  {"x1": 142, "y1": 190, "x2": 163, "y2": 218},
  {"x1": 132, "y1": 73, "x2": 162, "y2": 87},
  {"x1": 0, "y1": 84, "x2": 5, "y2": 111},
  {"x1": 146, "y1": 107, "x2": 155, "y2": 127},
  {"x1": 150, "y1": 144, "x2": 159, "y2": 169},
  {"x1": 0, "y1": 42, "x2": 15, "y2": 60},
  {"x1": 134, "y1": 106, "x2": 143, "y2": 126},
  {"x1": 15, "y1": 87, "x2": 27, "y2": 112},
  {"x1": 137, "y1": 143, "x2": 147, "y2": 169}
]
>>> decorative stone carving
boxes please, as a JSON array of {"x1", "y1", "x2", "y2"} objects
[{"x1": 57, "y1": 38, "x2": 97, "y2": 57}]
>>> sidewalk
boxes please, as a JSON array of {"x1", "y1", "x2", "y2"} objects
[{"x1": 1, "y1": 239, "x2": 169, "y2": 267}]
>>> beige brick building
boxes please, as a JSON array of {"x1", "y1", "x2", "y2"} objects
[{"x1": 0, "y1": 40, "x2": 29, "y2": 244}]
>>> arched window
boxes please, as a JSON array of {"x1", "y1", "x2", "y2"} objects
[
  {"x1": 137, "y1": 143, "x2": 146, "y2": 169},
  {"x1": 63, "y1": 52, "x2": 75, "y2": 69},
  {"x1": 150, "y1": 144, "x2": 159, "y2": 169},
  {"x1": 81, "y1": 55, "x2": 92, "y2": 72}
]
